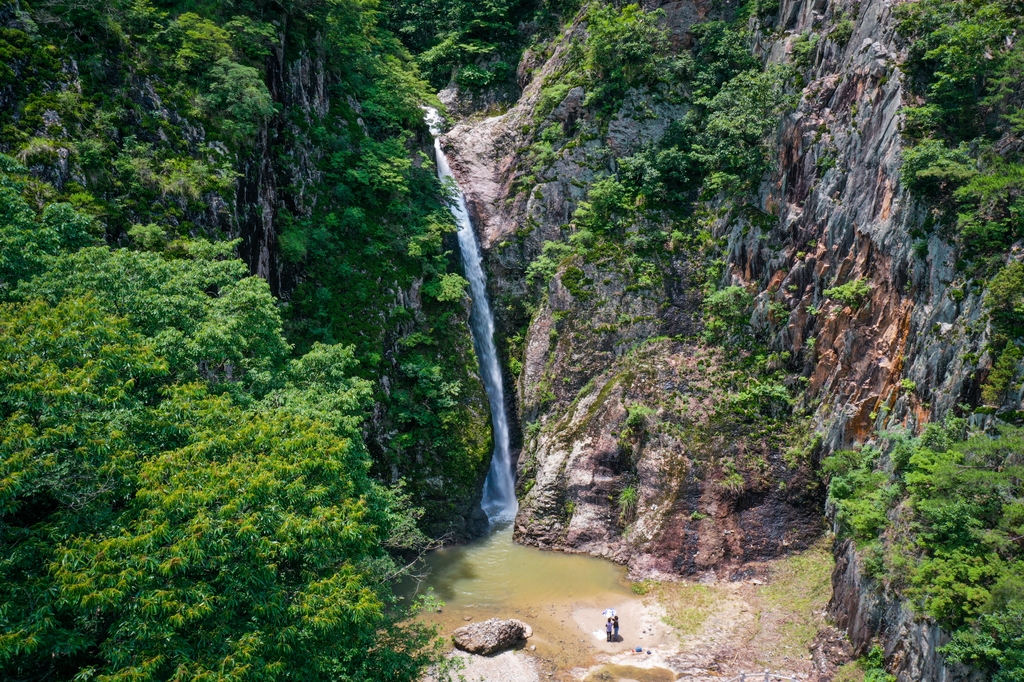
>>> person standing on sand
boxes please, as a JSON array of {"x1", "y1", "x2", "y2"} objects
[
  {"x1": 613, "y1": 615, "x2": 619, "y2": 641},
  {"x1": 605, "y1": 618, "x2": 613, "y2": 642}
]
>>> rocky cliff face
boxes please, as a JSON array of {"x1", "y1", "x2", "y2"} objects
[
  {"x1": 747, "y1": 0, "x2": 994, "y2": 449},
  {"x1": 438, "y1": 0, "x2": 1015, "y2": 675},
  {"x1": 440, "y1": 0, "x2": 827, "y2": 577},
  {"x1": 829, "y1": 540, "x2": 988, "y2": 682}
]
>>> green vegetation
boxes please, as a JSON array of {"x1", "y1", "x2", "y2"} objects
[
  {"x1": 896, "y1": 0, "x2": 1024, "y2": 266},
  {"x1": 823, "y1": 278, "x2": 872, "y2": 310},
  {"x1": 982, "y1": 261, "x2": 1024, "y2": 407},
  {"x1": 894, "y1": 0, "x2": 1024, "y2": 408},
  {"x1": 703, "y1": 285, "x2": 754, "y2": 343},
  {"x1": 655, "y1": 582, "x2": 719, "y2": 635},
  {"x1": 385, "y1": 0, "x2": 576, "y2": 89},
  {"x1": 0, "y1": 256, "x2": 446, "y2": 679},
  {"x1": 834, "y1": 645, "x2": 898, "y2": 682},
  {"x1": 618, "y1": 485, "x2": 639, "y2": 523},
  {"x1": 758, "y1": 539, "x2": 835, "y2": 651},
  {"x1": 0, "y1": 0, "x2": 497, "y2": 677},
  {"x1": 630, "y1": 580, "x2": 652, "y2": 595},
  {"x1": 582, "y1": 3, "x2": 671, "y2": 105},
  {"x1": 824, "y1": 421, "x2": 1024, "y2": 681},
  {"x1": 791, "y1": 31, "x2": 820, "y2": 69}
]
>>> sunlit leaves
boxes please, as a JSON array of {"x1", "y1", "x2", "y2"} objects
[
  {"x1": 0, "y1": 297, "x2": 437, "y2": 681},
  {"x1": 18, "y1": 247, "x2": 290, "y2": 399},
  {"x1": 823, "y1": 424, "x2": 1024, "y2": 679}
]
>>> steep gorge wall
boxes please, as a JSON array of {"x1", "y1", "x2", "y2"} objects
[
  {"x1": 236, "y1": 42, "x2": 327, "y2": 299},
  {"x1": 0, "y1": 4, "x2": 492, "y2": 540},
  {"x1": 439, "y1": 0, "x2": 1013, "y2": 676},
  {"x1": 242, "y1": 45, "x2": 493, "y2": 539},
  {"x1": 440, "y1": 0, "x2": 830, "y2": 578},
  {"x1": 746, "y1": 0, "x2": 992, "y2": 450},
  {"x1": 752, "y1": 3, "x2": 1008, "y2": 678},
  {"x1": 829, "y1": 540, "x2": 987, "y2": 682}
]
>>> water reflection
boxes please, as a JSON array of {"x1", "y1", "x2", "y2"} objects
[{"x1": 401, "y1": 523, "x2": 632, "y2": 610}]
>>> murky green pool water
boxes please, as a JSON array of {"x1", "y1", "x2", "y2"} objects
[
  {"x1": 402, "y1": 523, "x2": 632, "y2": 609},
  {"x1": 400, "y1": 522, "x2": 646, "y2": 672},
  {"x1": 584, "y1": 664, "x2": 676, "y2": 682}
]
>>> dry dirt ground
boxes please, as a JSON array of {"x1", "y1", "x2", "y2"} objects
[{"x1": 433, "y1": 537, "x2": 851, "y2": 682}]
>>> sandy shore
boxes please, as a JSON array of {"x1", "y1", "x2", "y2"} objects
[
  {"x1": 426, "y1": 540, "x2": 841, "y2": 681},
  {"x1": 446, "y1": 649, "x2": 541, "y2": 682}
]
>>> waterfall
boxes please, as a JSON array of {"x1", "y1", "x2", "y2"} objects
[{"x1": 424, "y1": 108, "x2": 518, "y2": 524}]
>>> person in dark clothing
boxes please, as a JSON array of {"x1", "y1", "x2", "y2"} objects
[
  {"x1": 605, "y1": 618, "x2": 613, "y2": 642},
  {"x1": 613, "y1": 615, "x2": 619, "y2": 640}
]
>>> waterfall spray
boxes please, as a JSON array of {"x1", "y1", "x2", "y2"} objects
[{"x1": 424, "y1": 108, "x2": 518, "y2": 523}]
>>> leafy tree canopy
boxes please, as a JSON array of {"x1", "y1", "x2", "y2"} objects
[{"x1": 0, "y1": 295, "x2": 441, "y2": 682}]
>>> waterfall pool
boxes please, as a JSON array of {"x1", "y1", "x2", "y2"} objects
[
  {"x1": 416, "y1": 108, "x2": 679, "y2": 680},
  {"x1": 400, "y1": 524, "x2": 679, "y2": 677}
]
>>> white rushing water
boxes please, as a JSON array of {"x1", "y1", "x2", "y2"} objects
[{"x1": 424, "y1": 108, "x2": 518, "y2": 523}]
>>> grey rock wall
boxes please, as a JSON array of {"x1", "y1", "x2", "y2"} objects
[
  {"x1": 442, "y1": 0, "x2": 825, "y2": 578},
  {"x1": 439, "y1": 0, "x2": 1013, "y2": 675},
  {"x1": 830, "y1": 540, "x2": 988, "y2": 682}
]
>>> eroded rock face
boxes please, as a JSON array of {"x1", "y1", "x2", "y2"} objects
[
  {"x1": 829, "y1": 540, "x2": 987, "y2": 682},
  {"x1": 439, "y1": 0, "x2": 1017, "y2": 676},
  {"x1": 514, "y1": 337, "x2": 823, "y2": 578},
  {"x1": 440, "y1": 0, "x2": 824, "y2": 578},
  {"x1": 452, "y1": 618, "x2": 533, "y2": 656}
]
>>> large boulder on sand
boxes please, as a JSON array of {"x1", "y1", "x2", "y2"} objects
[{"x1": 452, "y1": 618, "x2": 533, "y2": 655}]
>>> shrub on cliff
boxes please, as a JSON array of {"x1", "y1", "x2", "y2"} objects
[
  {"x1": 693, "y1": 66, "x2": 795, "y2": 193},
  {"x1": 896, "y1": 0, "x2": 1024, "y2": 266},
  {"x1": 981, "y1": 261, "x2": 1024, "y2": 407},
  {"x1": 582, "y1": 2, "x2": 670, "y2": 105},
  {"x1": 824, "y1": 422, "x2": 1024, "y2": 681},
  {"x1": 703, "y1": 286, "x2": 754, "y2": 343},
  {"x1": 823, "y1": 278, "x2": 872, "y2": 310}
]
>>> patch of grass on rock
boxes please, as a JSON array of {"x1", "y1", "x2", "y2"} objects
[
  {"x1": 653, "y1": 582, "x2": 720, "y2": 635},
  {"x1": 757, "y1": 536, "x2": 834, "y2": 650}
]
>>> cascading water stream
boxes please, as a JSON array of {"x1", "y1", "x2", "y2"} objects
[{"x1": 424, "y1": 108, "x2": 518, "y2": 523}]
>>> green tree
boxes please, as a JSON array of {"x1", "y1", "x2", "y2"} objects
[
  {"x1": 693, "y1": 67, "x2": 794, "y2": 192},
  {"x1": 18, "y1": 246, "x2": 290, "y2": 400},
  {"x1": 895, "y1": 0, "x2": 1024, "y2": 263},
  {"x1": 583, "y1": 3, "x2": 670, "y2": 103},
  {"x1": 0, "y1": 297, "x2": 442, "y2": 681},
  {"x1": 823, "y1": 424, "x2": 1024, "y2": 680},
  {"x1": 0, "y1": 156, "x2": 97, "y2": 295},
  {"x1": 703, "y1": 285, "x2": 754, "y2": 342},
  {"x1": 203, "y1": 58, "x2": 278, "y2": 143}
]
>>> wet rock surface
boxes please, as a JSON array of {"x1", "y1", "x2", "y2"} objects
[{"x1": 452, "y1": 618, "x2": 534, "y2": 656}]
